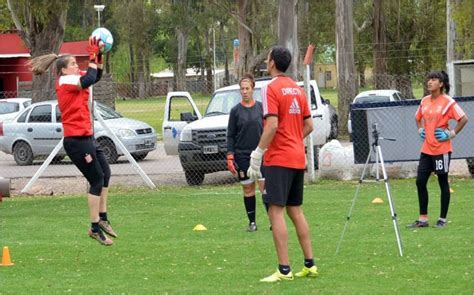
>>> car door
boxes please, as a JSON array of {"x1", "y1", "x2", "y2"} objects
[
  {"x1": 306, "y1": 84, "x2": 327, "y2": 145},
  {"x1": 25, "y1": 104, "x2": 58, "y2": 154},
  {"x1": 163, "y1": 91, "x2": 201, "y2": 155}
]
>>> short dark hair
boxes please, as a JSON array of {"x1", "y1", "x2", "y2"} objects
[
  {"x1": 269, "y1": 46, "x2": 291, "y2": 73},
  {"x1": 239, "y1": 73, "x2": 255, "y2": 88},
  {"x1": 427, "y1": 70, "x2": 450, "y2": 93}
]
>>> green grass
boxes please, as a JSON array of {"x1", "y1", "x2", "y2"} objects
[
  {"x1": 1, "y1": 178, "x2": 473, "y2": 294},
  {"x1": 115, "y1": 93, "x2": 211, "y2": 139}
]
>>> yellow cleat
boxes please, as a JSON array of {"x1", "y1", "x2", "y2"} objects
[
  {"x1": 260, "y1": 269, "x2": 294, "y2": 283},
  {"x1": 295, "y1": 265, "x2": 318, "y2": 278}
]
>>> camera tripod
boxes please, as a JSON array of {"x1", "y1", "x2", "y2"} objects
[{"x1": 336, "y1": 123, "x2": 404, "y2": 257}]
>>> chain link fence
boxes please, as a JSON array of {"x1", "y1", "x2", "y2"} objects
[{"x1": 0, "y1": 71, "x2": 472, "y2": 196}]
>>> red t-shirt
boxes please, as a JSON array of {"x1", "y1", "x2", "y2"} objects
[
  {"x1": 262, "y1": 76, "x2": 311, "y2": 169},
  {"x1": 56, "y1": 74, "x2": 93, "y2": 137},
  {"x1": 415, "y1": 94, "x2": 465, "y2": 155}
]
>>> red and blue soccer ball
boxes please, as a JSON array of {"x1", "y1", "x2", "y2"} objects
[{"x1": 91, "y1": 27, "x2": 113, "y2": 53}]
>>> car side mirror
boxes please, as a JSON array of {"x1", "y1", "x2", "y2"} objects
[{"x1": 180, "y1": 112, "x2": 197, "y2": 123}]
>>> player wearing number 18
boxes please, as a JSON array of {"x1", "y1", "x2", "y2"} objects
[{"x1": 408, "y1": 71, "x2": 468, "y2": 229}]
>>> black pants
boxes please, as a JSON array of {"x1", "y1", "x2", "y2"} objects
[
  {"x1": 416, "y1": 153, "x2": 451, "y2": 219},
  {"x1": 63, "y1": 136, "x2": 111, "y2": 196}
]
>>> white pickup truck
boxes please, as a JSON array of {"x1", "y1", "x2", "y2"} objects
[{"x1": 162, "y1": 79, "x2": 338, "y2": 185}]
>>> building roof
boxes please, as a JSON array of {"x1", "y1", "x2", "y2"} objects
[{"x1": 0, "y1": 33, "x2": 88, "y2": 58}]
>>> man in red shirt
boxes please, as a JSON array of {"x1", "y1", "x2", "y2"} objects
[{"x1": 247, "y1": 46, "x2": 317, "y2": 282}]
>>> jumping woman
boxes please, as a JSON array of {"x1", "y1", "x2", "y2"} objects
[{"x1": 29, "y1": 37, "x2": 118, "y2": 245}]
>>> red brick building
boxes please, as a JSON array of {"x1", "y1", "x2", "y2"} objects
[{"x1": 0, "y1": 32, "x2": 89, "y2": 98}]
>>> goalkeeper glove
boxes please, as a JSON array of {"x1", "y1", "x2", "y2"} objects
[
  {"x1": 434, "y1": 128, "x2": 456, "y2": 142},
  {"x1": 247, "y1": 147, "x2": 265, "y2": 181}
]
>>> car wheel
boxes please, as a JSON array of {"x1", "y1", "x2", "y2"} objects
[
  {"x1": 330, "y1": 115, "x2": 339, "y2": 139},
  {"x1": 98, "y1": 138, "x2": 119, "y2": 164},
  {"x1": 52, "y1": 155, "x2": 65, "y2": 164},
  {"x1": 184, "y1": 170, "x2": 205, "y2": 186},
  {"x1": 13, "y1": 141, "x2": 34, "y2": 166},
  {"x1": 132, "y1": 152, "x2": 148, "y2": 161},
  {"x1": 467, "y1": 158, "x2": 474, "y2": 178}
]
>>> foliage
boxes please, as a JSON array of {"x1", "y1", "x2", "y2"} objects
[
  {"x1": 299, "y1": 0, "x2": 336, "y2": 64},
  {"x1": 0, "y1": 0, "x2": 13, "y2": 30},
  {"x1": 1, "y1": 179, "x2": 473, "y2": 293},
  {"x1": 453, "y1": 1, "x2": 474, "y2": 59},
  {"x1": 2, "y1": 1, "x2": 472, "y2": 86}
]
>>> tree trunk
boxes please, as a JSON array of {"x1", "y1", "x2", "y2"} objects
[
  {"x1": 220, "y1": 21, "x2": 230, "y2": 86},
  {"x1": 128, "y1": 19, "x2": 135, "y2": 84},
  {"x1": 336, "y1": 0, "x2": 358, "y2": 135},
  {"x1": 137, "y1": 47, "x2": 145, "y2": 98},
  {"x1": 204, "y1": 28, "x2": 213, "y2": 94},
  {"x1": 236, "y1": 0, "x2": 252, "y2": 78},
  {"x1": 373, "y1": 0, "x2": 389, "y2": 89},
  {"x1": 175, "y1": 28, "x2": 188, "y2": 91},
  {"x1": 278, "y1": 0, "x2": 299, "y2": 79}
]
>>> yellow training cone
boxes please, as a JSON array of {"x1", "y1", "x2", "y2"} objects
[
  {"x1": 0, "y1": 246, "x2": 14, "y2": 266},
  {"x1": 450, "y1": 188, "x2": 454, "y2": 193},
  {"x1": 372, "y1": 197, "x2": 384, "y2": 204},
  {"x1": 193, "y1": 224, "x2": 207, "y2": 231}
]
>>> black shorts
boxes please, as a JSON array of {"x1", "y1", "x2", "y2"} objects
[
  {"x1": 235, "y1": 155, "x2": 265, "y2": 185},
  {"x1": 63, "y1": 136, "x2": 110, "y2": 195},
  {"x1": 418, "y1": 152, "x2": 451, "y2": 175},
  {"x1": 264, "y1": 166, "x2": 305, "y2": 206}
]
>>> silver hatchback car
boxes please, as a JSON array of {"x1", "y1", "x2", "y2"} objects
[{"x1": 0, "y1": 100, "x2": 157, "y2": 165}]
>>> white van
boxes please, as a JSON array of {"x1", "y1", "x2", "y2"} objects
[{"x1": 162, "y1": 79, "x2": 338, "y2": 185}]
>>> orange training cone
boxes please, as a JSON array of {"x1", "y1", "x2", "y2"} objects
[{"x1": 0, "y1": 246, "x2": 14, "y2": 266}]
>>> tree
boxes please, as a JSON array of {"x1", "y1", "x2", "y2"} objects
[
  {"x1": 0, "y1": 0, "x2": 14, "y2": 30},
  {"x1": 212, "y1": 0, "x2": 273, "y2": 79},
  {"x1": 373, "y1": 0, "x2": 389, "y2": 89},
  {"x1": 278, "y1": 0, "x2": 298, "y2": 79},
  {"x1": 7, "y1": 0, "x2": 68, "y2": 102},
  {"x1": 353, "y1": 0, "x2": 372, "y2": 88},
  {"x1": 335, "y1": 0, "x2": 357, "y2": 135},
  {"x1": 452, "y1": 0, "x2": 474, "y2": 59}
]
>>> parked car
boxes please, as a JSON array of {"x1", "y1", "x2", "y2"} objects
[
  {"x1": 0, "y1": 100, "x2": 157, "y2": 165},
  {"x1": 348, "y1": 90, "x2": 404, "y2": 136},
  {"x1": 0, "y1": 98, "x2": 32, "y2": 122},
  {"x1": 162, "y1": 79, "x2": 338, "y2": 185}
]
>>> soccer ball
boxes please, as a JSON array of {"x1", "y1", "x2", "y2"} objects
[{"x1": 91, "y1": 27, "x2": 113, "y2": 53}]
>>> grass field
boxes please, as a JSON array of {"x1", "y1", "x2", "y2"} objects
[
  {"x1": 1, "y1": 178, "x2": 473, "y2": 294},
  {"x1": 116, "y1": 93, "x2": 210, "y2": 140}
]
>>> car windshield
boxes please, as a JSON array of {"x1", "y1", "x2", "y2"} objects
[
  {"x1": 0, "y1": 102, "x2": 19, "y2": 114},
  {"x1": 205, "y1": 89, "x2": 262, "y2": 116},
  {"x1": 95, "y1": 102, "x2": 122, "y2": 120},
  {"x1": 355, "y1": 95, "x2": 391, "y2": 104}
]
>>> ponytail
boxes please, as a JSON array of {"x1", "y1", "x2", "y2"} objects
[
  {"x1": 441, "y1": 70, "x2": 450, "y2": 93},
  {"x1": 27, "y1": 53, "x2": 59, "y2": 75}
]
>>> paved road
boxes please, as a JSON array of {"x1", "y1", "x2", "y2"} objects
[
  {"x1": 1, "y1": 143, "x2": 236, "y2": 194},
  {"x1": 0, "y1": 143, "x2": 183, "y2": 178}
]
